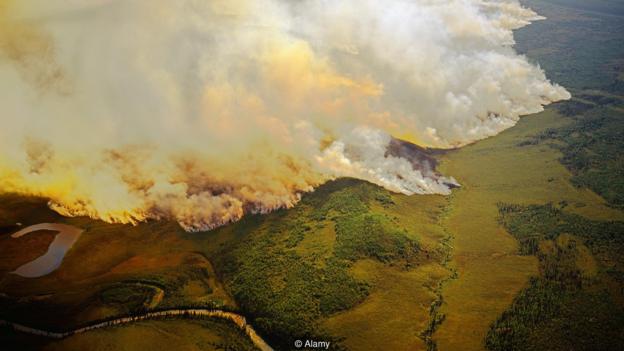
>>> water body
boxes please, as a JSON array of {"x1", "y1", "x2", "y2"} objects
[{"x1": 11, "y1": 223, "x2": 83, "y2": 278}]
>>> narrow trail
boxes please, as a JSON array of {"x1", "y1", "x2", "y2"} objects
[{"x1": 0, "y1": 309, "x2": 273, "y2": 351}]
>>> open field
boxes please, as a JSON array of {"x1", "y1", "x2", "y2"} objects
[
  {"x1": 0, "y1": 195, "x2": 247, "y2": 349},
  {"x1": 0, "y1": 180, "x2": 451, "y2": 351},
  {"x1": 201, "y1": 179, "x2": 451, "y2": 350},
  {"x1": 322, "y1": 193, "x2": 450, "y2": 351},
  {"x1": 486, "y1": 203, "x2": 624, "y2": 350},
  {"x1": 434, "y1": 108, "x2": 623, "y2": 351},
  {"x1": 435, "y1": 112, "x2": 624, "y2": 350},
  {"x1": 1, "y1": 0, "x2": 623, "y2": 350},
  {"x1": 42, "y1": 319, "x2": 258, "y2": 351},
  {"x1": 431, "y1": 1, "x2": 624, "y2": 349},
  {"x1": 0, "y1": 319, "x2": 257, "y2": 351}
]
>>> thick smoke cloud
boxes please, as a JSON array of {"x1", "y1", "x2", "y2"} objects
[{"x1": 0, "y1": 0, "x2": 569, "y2": 231}]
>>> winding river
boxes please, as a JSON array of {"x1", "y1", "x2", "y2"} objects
[
  {"x1": 0, "y1": 309, "x2": 274, "y2": 351},
  {"x1": 10, "y1": 223, "x2": 83, "y2": 278},
  {"x1": 6, "y1": 225, "x2": 274, "y2": 349}
]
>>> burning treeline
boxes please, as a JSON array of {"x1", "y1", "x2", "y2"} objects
[{"x1": 0, "y1": 0, "x2": 569, "y2": 231}]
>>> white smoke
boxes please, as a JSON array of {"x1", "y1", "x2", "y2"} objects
[{"x1": 0, "y1": 0, "x2": 569, "y2": 231}]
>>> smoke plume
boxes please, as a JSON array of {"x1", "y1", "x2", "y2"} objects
[{"x1": 0, "y1": 0, "x2": 570, "y2": 231}]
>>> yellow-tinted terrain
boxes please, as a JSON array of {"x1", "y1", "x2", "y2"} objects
[
  {"x1": 42, "y1": 319, "x2": 256, "y2": 351},
  {"x1": 324, "y1": 194, "x2": 449, "y2": 351},
  {"x1": 434, "y1": 110, "x2": 623, "y2": 350}
]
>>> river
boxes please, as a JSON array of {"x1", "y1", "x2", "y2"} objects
[
  {"x1": 0, "y1": 309, "x2": 273, "y2": 351},
  {"x1": 10, "y1": 223, "x2": 83, "y2": 278}
]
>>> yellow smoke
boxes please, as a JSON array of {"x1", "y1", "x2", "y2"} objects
[{"x1": 0, "y1": 0, "x2": 570, "y2": 231}]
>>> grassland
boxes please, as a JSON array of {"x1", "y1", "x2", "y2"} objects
[
  {"x1": 2, "y1": 1, "x2": 624, "y2": 350},
  {"x1": 516, "y1": 0, "x2": 624, "y2": 93},
  {"x1": 0, "y1": 319, "x2": 258, "y2": 351},
  {"x1": 430, "y1": 1, "x2": 624, "y2": 349},
  {"x1": 432, "y1": 107, "x2": 623, "y2": 351},
  {"x1": 0, "y1": 194, "x2": 247, "y2": 349},
  {"x1": 430, "y1": 1, "x2": 624, "y2": 350},
  {"x1": 204, "y1": 179, "x2": 450, "y2": 350},
  {"x1": 321, "y1": 192, "x2": 450, "y2": 351},
  {"x1": 528, "y1": 101, "x2": 624, "y2": 207},
  {"x1": 486, "y1": 204, "x2": 624, "y2": 350},
  {"x1": 0, "y1": 180, "x2": 451, "y2": 350},
  {"x1": 0, "y1": 178, "x2": 449, "y2": 350}
]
